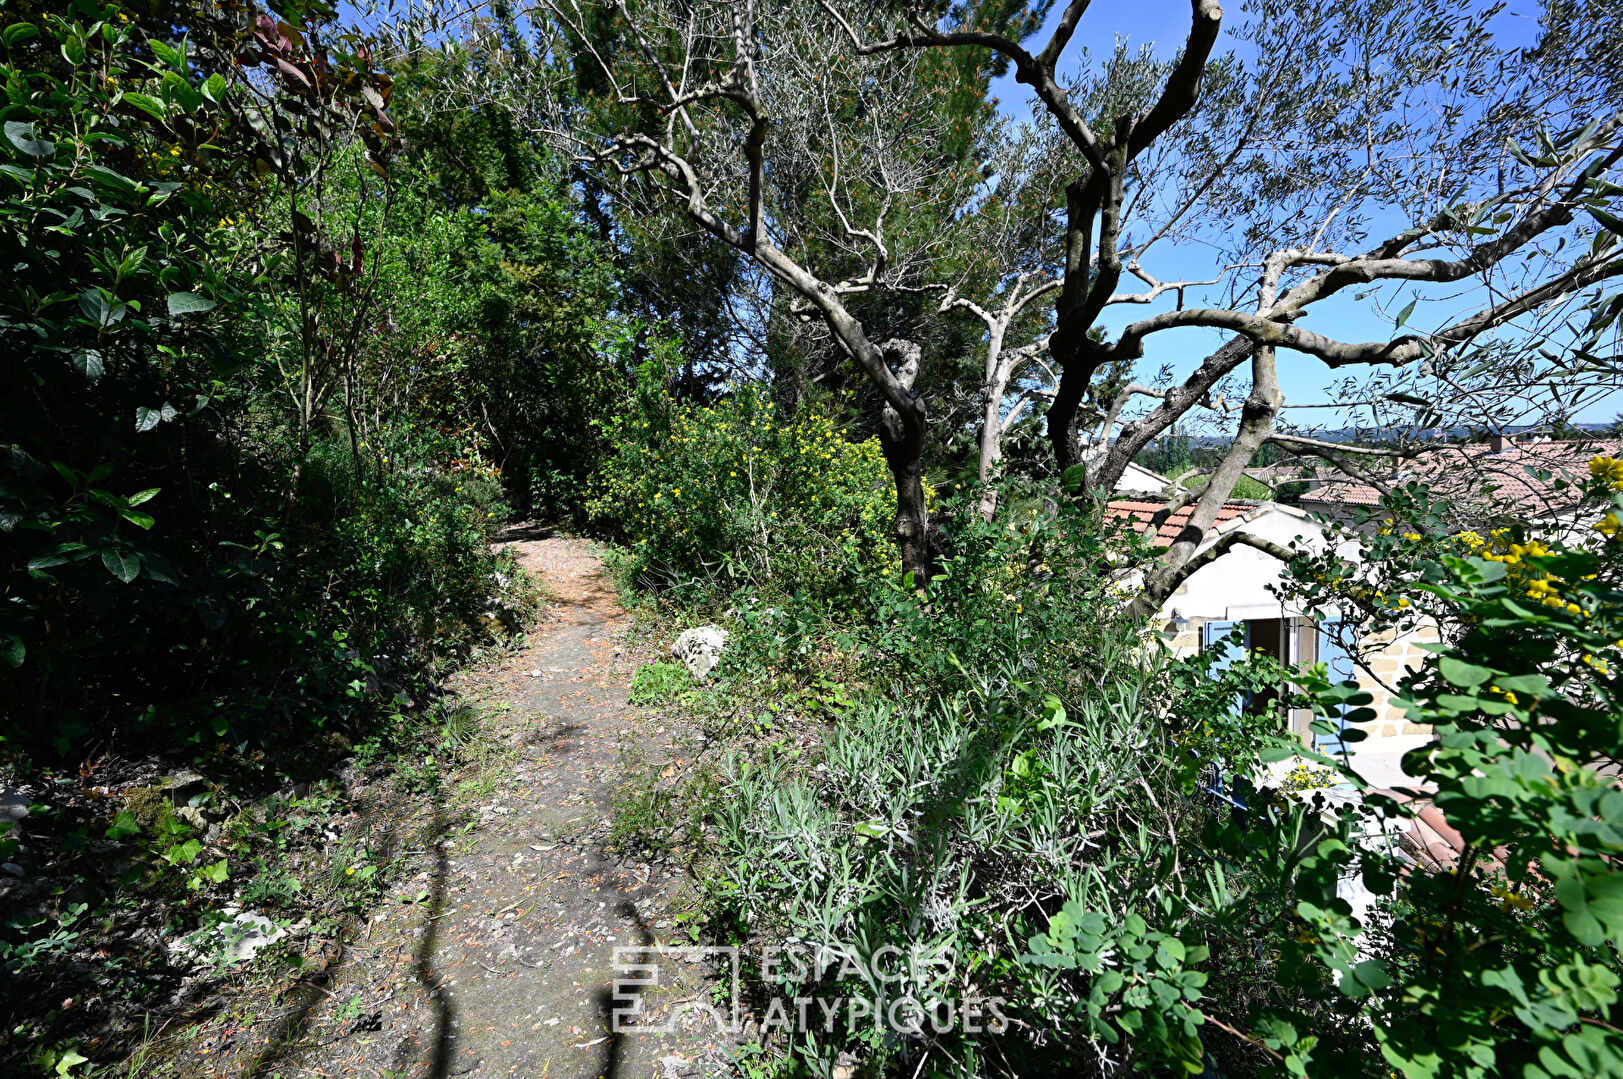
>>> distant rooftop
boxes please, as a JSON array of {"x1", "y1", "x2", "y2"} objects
[{"x1": 1300, "y1": 435, "x2": 1623, "y2": 516}]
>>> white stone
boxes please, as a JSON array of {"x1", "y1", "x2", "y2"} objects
[
  {"x1": 219, "y1": 912, "x2": 286, "y2": 961},
  {"x1": 671, "y1": 626, "x2": 728, "y2": 680},
  {"x1": 173, "y1": 911, "x2": 287, "y2": 965},
  {"x1": 0, "y1": 789, "x2": 30, "y2": 825}
]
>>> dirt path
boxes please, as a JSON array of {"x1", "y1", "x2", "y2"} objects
[{"x1": 204, "y1": 530, "x2": 732, "y2": 1079}]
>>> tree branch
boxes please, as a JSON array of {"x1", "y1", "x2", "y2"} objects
[
  {"x1": 1126, "y1": 0, "x2": 1224, "y2": 158},
  {"x1": 1128, "y1": 529, "x2": 1299, "y2": 620},
  {"x1": 813, "y1": 0, "x2": 1106, "y2": 168}
]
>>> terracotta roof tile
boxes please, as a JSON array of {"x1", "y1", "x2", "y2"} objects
[
  {"x1": 1107, "y1": 499, "x2": 1261, "y2": 548},
  {"x1": 1300, "y1": 437, "x2": 1623, "y2": 516}
]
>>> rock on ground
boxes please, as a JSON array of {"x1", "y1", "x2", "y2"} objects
[{"x1": 671, "y1": 626, "x2": 728, "y2": 680}]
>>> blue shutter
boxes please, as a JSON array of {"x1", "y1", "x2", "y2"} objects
[
  {"x1": 1202, "y1": 619, "x2": 1249, "y2": 714},
  {"x1": 1315, "y1": 619, "x2": 1355, "y2": 754}
]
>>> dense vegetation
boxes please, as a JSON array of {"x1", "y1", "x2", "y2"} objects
[{"x1": 3, "y1": 0, "x2": 1622, "y2": 1076}]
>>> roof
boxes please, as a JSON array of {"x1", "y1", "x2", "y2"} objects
[
  {"x1": 1108, "y1": 499, "x2": 1263, "y2": 548},
  {"x1": 1116, "y1": 461, "x2": 1172, "y2": 489},
  {"x1": 1300, "y1": 436, "x2": 1623, "y2": 516}
]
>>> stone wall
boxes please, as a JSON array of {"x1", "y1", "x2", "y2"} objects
[{"x1": 1349, "y1": 622, "x2": 1439, "y2": 739}]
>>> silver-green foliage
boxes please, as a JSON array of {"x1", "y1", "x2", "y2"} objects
[{"x1": 711, "y1": 630, "x2": 1246, "y2": 1074}]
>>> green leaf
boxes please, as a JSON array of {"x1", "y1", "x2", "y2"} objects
[
  {"x1": 102, "y1": 548, "x2": 140, "y2": 583},
  {"x1": 140, "y1": 550, "x2": 182, "y2": 586},
  {"x1": 1384, "y1": 391, "x2": 1431, "y2": 407},
  {"x1": 28, "y1": 543, "x2": 92, "y2": 573},
  {"x1": 135, "y1": 406, "x2": 162, "y2": 433},
  {"x1": 128, "y1": 488, "x2": 160, "y2": 506},
  {"x1": 4, "y1": 120, "x2": 54, "y2": 158},
  {"x1": 1352, "y1": 959, "x2": 1392, "y2": 990},
  {"x1": 106, "y1": 811, "x2": 140, "y2": 840},
  {"x1": 82, "y1": 164, "x2": 142, "y2": 196},
  {"x1": 164, "y1": 838, "x2": 202, "y2": 865},
  {"x1": 151, "y1": 39, "x2": 185, "y2": 69},
  {"x1": 166, "y1": 291, "x2": 215, "y2": 317},
  {"x1": 202, "y1": 73, "x2": 227, "y2": 103},
  {"x1": 54, "y1": 1050, "x2": 88, "y2": 1077},
  {"x1": 1557, "y1": 875, "x2": 1606, "y2": 947},
  {"x1": 1, "y1": 634, "x2": 23, "y2": 669},
  {"x1": 1494, "y1": 672, "x2": 1549, "y2": 697},
  {"x1": 1439, "y1": 657, "x2": 1494, "y2": 688},
  {"x1": 73, "y1": 349, "x2": 103, "y2": 382},
  {"x1": 199, "y1": 858, "x2": 228, "y2": 884},
  {"x1": 1589, "y1": 207, "x2": 1623, "y2": 238},
  {"x1": 1395, "y1": 297, "x2": 1417, "y2": 328},
  {"x1": 3, "y1": 23, "x2": 39, "y2": 46},
  {"x1": 121, "y1": 92, "x2": 168, "y2": 121},
  {"x1": 80, "y1": 290, "x2": 106, "y2": 323}
]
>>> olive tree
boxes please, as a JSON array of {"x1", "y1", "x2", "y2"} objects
[
  {"x1": 510, "y1": 0, "x2": 1031, "y2": 584},
  {"x1": 823, "y1": 0, "x2": 1623, "y2": 612}
]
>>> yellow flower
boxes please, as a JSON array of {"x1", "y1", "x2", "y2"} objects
[
  {"x1": 1492, "y1": 883, "x2": 1535, "y2": 911},
  {"x1": 1589, "y1": 455, "x2": 1623, "y2": 490}
]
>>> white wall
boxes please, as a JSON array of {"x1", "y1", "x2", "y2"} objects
[
  {"x1": 1115, "y1": 462, "x2": 1170, "y2": 494},
  {"x1": 1164, "y1": 507, "x2": 1339, "y2": 620}
]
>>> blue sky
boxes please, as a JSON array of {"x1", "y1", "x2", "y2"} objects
[{"x1": 984, "y1": 0, "x2": 1622, "y2": 429}]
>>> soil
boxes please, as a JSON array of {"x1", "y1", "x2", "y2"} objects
[{"x1": 153, "y1": 528, "x2": 738, "y2": 1079}]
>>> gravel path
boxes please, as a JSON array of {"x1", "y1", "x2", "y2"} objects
[{"x1": 192, "y1": 530, "x2": 734, "y2": 1079}]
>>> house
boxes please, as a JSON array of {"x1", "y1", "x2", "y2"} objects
[
  {"x1": 1113, "y1": 461, "x2": 1173, "y2": 495},
  {"x1": 1107, "y1": 497, "x2": 1437, "y2": 775},
  {"x1": 1106, "y1": 435, "x2": 1623, "y2": 783}
]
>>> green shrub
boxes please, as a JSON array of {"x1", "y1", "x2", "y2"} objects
[
  {"x1": 0, "y1": 4, "x2": 525, "y2": 758},
  {"x1": 687, "y1": 467, "x2": 1623, "y2": 1075},
  {"x1": 1236, "y1": 461, "x2": 1623, "y2": 1078},
  {"x1": 590, "y1": 374, "x2": 900, "y2": 600},
  {"x1": 696, "y1": 499, "x2": 1311, "y2": 1075},
  {"x1": 1230, "y1": 474, "x2": 1273, "y2": 499},
  {"x1": 630, "y1": 660, "x2": 694, "y2": 705}
]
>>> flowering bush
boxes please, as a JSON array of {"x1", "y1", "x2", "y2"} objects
[
  {"x1": 590, "y1": 375, "x2": 901, "y2": 599},
  {"x1": 1224, "y1": 457, "x2": 1623, "y2": 1078}
]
